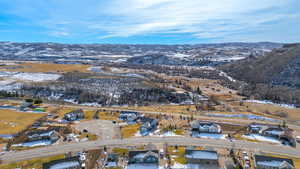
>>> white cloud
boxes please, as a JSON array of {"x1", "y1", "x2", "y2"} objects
[
  {"x1": 97, "y1": 0, "x2": 297, "y2": 39},
  {"x1": 2, "y1": 0, "x2": 300, "y2": 42},
  {"x1": 50, "y1": 31, "x2": 70, "y2": 37}
]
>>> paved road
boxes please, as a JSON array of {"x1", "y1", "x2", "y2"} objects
[{"x1": 1, "y1": 137, "x2": 300, "y2": 164}]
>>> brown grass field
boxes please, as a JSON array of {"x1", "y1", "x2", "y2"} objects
[
  {"x1": 167, "y1": 146, "x2": 187, "y2": 165},
  {"x1": 124, "y1": 105, "x2": 197, "y2": 114},
  {"x1": 0, "y1": 109, "x2": 44, "y2": 134},
  {"x1": 3, "y1": 62, "x2": 91, "y2": 73},
  {"x1": 229, "y1": 101, "x2": 300, "y2": 121},
  {"x1": 121, "y1": 124, "x2": 140, "y2": 138}
]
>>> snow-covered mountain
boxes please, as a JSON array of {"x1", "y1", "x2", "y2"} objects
[{"x1": 0, "y1": 42, "x2": 281, "y2": 66}]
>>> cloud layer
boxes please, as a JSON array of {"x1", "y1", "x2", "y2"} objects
[{"x1": 1, "y1": 0, "x2": 300, "y2": 43}]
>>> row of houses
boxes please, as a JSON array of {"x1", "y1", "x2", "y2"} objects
[
  {"x1": 41, "y1": 148, "x2": 296, "y2": 169},
  {"x1": 126, "y1": 149, "x2": 296, "y2": 169}
]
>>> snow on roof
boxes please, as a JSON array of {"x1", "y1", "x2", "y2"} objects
[
  {"x1": 264, "y1": 130, "x2": 284, "y2": 136},
  {"x1": 12, "y1": 139, "x2": 53, "y2": 147},
  {"x1": 185, "y1": 150, "x2": 218, "y2": 160},
  {"x1": 257, "y1": 160, "x2": 294, "y2": 168},
  {"x1": 49, "y1": 161, "x2": 80, "y2": 169},
  {"x1": 128, "y1": 163, "x2": 158, "y2": 169}
]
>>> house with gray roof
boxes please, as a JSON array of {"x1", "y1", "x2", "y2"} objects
[
  {"x1": 127, "y1": 150, "x2": 159, "y2": 169},
  {"x1": 254, "y1": 155, "x2": 295, "y2": 169},
  {"x1": 185, "y1": 149, "x2": 220, "y2": 169}
]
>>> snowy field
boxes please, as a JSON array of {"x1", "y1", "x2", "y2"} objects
[
  {"x1": 205, "y1": 113, "x2": 281, "y2": 123},
  {"x1": 11, "y1": 72, "x2": 61, "y2": 82},
  {"x1": 242, "y1": 134, "x2": 281, "y2": 144},
  {"x1": 0, "y1": 71, "x2": 61, "y2": 82},
  {"x1": 0, "y1": 72, "x2": 61, "y2": 92}
]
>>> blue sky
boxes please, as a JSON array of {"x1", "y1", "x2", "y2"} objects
[{"x1": 0, "y1": 0, "x2": 300, "y2": 44}]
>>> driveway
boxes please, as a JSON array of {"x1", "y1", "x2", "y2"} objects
[{"x1": 75, "y1": 120, "x2": 119, "y2": 140}]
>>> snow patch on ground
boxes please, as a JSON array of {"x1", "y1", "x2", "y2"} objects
[
  {"x1": 88, "y1": 66, "x2": 102, "y2": 72},
  {"x1": 219, "y1": 71, "x2": 236, "y2": 82},
  {"x1": 11, "y1": 72, "x2": 61, "y2": 82},
  {"x1": 245, "y1": 100, "x2": 296, "y2": 109},
  {"x1": 156, "y1": 131, "x2": 182, "y2": 137},
  {"x1": 242, "y1": 134, "x2": 281, "y2": 144},
  {"x1": 171, "y1": 53, "x2": 190, "y2": 59},
  {"x1": 0, "y1": 71, "x2": 61, "y2": 91},
  {"x1": 205, "y1": 113, "x2": 280, "y2": 122},
  {"x1": 193, "y1": 133, "x2": 226, "y2": 139},
  {"x1": 172, "y1": 162, "x2": 187, "y2": 169}
]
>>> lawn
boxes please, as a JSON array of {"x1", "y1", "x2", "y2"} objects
[
  {"x1": 121, "y1": 124, "x2": 140, "y2": 138},
  {"x1": 0, "y1": 109, "x2": 44, "y2": 135},
  {"x1": 55, "y1": 107, "x2": 74, "y2": 118},
  {"x1": 98, "y1": 111, "x2": 119, "y2": 121},
  {"x1": 0, "y1": 154, "x2": 65, "y2": 169},
  {"x1": 242, "y1": 102, "x2": 300, "y2": 121},
  {"x1": 112, "y1": 147, "x2": 129, "y2": 156},
  {"x1": 83, "y1": 110, "x2": 96, "y2": 121},
  {"x1": 167, "y1": 146, "x2": 186, "y2": 165},
  {"x1": 173, "y1": 129, "x2": 184, "y2": 135}
]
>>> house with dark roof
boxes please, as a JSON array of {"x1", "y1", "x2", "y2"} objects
[
  {"x1": 185, "y1": 149, "x2": 220, "y2": 169},
  {"x1": 254, "y1": 155, "x2": 295, "y2": 169},
  {"x1": 19, "y1": 102, "x2": 33, "y2": 111},
  {"x1": 119, "y1": 111, "x2": 140, "y2": 124},
  {"x1": 127, "y1": 150, "x2": 159, "y2": 169},
  {"x1": 191, "y1": 121, "x2": 222, "y2": 138},
  {"x1": 10, "y1": 130, "x2": 60, "y2": 148},
  {"x1": 139, "y1": 117, "x2": 158, "y2": 136},
  {"x1": 191, "y1": 121, "x2": 222, "y2": 134},
  {"x1": 64, "y1": 109, "x2": 85, "y2": 121},
  {"x1": 26, "y1": 130, "x2": 59, "y2": 142},
  {"x1": 105, "y1": 153, "x2": 119, "y2": 168}
]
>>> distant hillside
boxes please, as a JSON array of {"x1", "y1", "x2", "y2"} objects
[
  {"x1": 222, "y1": 43, "x2": 300, "y2": 87},
  {"x1": 221, "y1": 44, "x2": 300, "y2": 106},
  {"x1": 0, "y1": 42, "x2": 281, "y2": 66}
]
